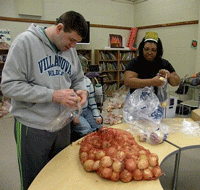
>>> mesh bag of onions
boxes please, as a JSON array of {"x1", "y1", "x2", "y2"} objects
[{"x1": 79, "y1": 127, "x2": 163, "y2": 182}]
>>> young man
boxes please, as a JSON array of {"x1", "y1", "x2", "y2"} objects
[{"x1": 1, "y1": 11, "x2": 88, "y2": 189}]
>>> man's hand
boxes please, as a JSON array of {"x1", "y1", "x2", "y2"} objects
[
  {"x1": 75, "y1": 90, "x2": 88, "y2": 107},
  {"x1": 52, "y1": 89, "x2": 79, "y2": 108}
]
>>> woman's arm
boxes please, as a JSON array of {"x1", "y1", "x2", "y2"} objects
[{"x1": 124, "y1": 70, "x2": 164, "y2": 89}]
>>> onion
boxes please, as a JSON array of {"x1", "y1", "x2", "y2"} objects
[
  {"x1": 150, "y1": 131, "x2": 163, "y2": 145},
  {"x1": 139, "y1": 149, "x2": 147, "y2": 155},
  {"x1": 79, "y1": 145, "x2": 92, "y2": 153},
  {"x1": 80, "y1": 152, "x2": 88, "y2": 163},
  {"x1": 143, "y1": 168, "x2": 153, "y2": 180},
  {"x1": 102, "y1": 141, "x2": 111, "y2": 149},
  {"x1": 137, "y1": 159, "x2": 149, "y2": 169},
  {"x1": 112, "y1": 160, "x2": 123, "y2": 173},
  {"x1": 125, "y1": 159, "x2": 137, "y2": 172},
  {"x1": 132, "y1": 169, "x2": 143, "y2": 181},
  {"x1": 97, "y1": 165, "x2": 104, "y2": 176},
  {"x1": 101, "y1": 167, "x2": 112, "y2": 179},
  {"x1": 131, "y1": 145, "x2": 140, "y2": 152},
  {"x1": 149, "y1": 156, "x2": 158, "y2": 167},
  {"x1": 100, "y1": 156, "x2": 113, "y2": 168},
  {"x1": 110, "y1": 171, "x2": 120, "y2": 181},
  {"x1": 83, "y1": 159, "x2": 94, "y2": 172},
  {"x1": 106, "y1": 146, "x2": 117, "y2": 158},
  {"x1": 93, "y1": 160, "x2": 100, "y2": 170},
  {"x1": 79, "y1": 127, "x2": 163, "y2": 182},
  {"x1": 116, "y1": 151, "x2": 126, "y2": 161},
  {"x1": 96, "y1": 150, "x2": 106, "y2": 160},
  {"x1": 149, "y1": 153, "x2": 159, "y2": 160},
  {"x1": 119, "y1": 169, "x2": 132, "y2": 183},
  {"x1": 137, "y1": 133, "x2": 147, "y2": 142},
  {"x1": 88, "y1": 152, "x2": 96, "y2": 160},
  {"x1": 138, "y1": 154, "x2": 148, "y2": 160},
  {"x1": 152, "y1": 166, "x2": 162, "y2": 178}
]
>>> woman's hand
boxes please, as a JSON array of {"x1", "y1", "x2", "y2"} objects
[
  {"x1": 159, "y1": 69, "x2": 170, "y2": 78},
  {"x1": 151, "y1": 76, "x2": 166, "y2": 87}
]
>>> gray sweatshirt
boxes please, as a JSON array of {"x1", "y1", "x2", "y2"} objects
[{"x1": 1, "y1": 23, "x2": 86, "y2": 131}]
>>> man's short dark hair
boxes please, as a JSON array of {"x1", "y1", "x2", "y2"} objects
[{"x1": 55, "y1": 11, "x2": 88, "y2": 38}]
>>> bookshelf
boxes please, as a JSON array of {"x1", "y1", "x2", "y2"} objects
[
  {"x1": 94, "y1": 49, "x2": 136, "y2": 95},
  {"x1": 0, "y1": 49, "x2": 9, "y2": 102},
  {"x1": 76, "y1": 49, "x2": 92, "y2": 65}
]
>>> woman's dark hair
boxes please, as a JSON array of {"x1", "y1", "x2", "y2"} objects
[
  {"x1": 138, "y1": 37, "x2": 163, "y2": 59},
  {"x1": 55, "y1": 11, "x2": 88, "y2": 38}
]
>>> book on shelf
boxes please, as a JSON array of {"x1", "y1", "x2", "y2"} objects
[
  {"x1": 120, "y1": 72, "x2": 124, "y2": 80},
  {"x1": 119, "y1": 63, "x2": 126, "y2": 70},
  {"x1": 99, "y1": 52, "x2": 117, "y2": 60},
  {"x1": 107, "y1": 73, "x2": 114, "y2": 81}
]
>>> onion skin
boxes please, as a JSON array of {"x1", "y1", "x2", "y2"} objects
[
  {"x1": 100, "y1": 156, "x2": 113, "y2": 168},
  {"x1": 125, "y1": 159, "x2": 137, "y2": 172},
  {"x1": 149, "y1": 156, "x2": 158, "y2": 167},
  {"x1": 102, "y1": 141, "x2": 111, "y2": 149},
  {"x1": 149, "y1": 153, "x2": 159, "y2": 160},
  {"x1": 96, "y1": 150, "x2": 106, "y2": 160},
  {"x1": 93, "y1": 160, "x2": 100, "y2": 171},
  {"x1": 110, "y1": 171, "x2": 120, "y2": 181},
  {"x1": 83, "y1": 160, "x2": 95, "y2": 172},
  {"x1": 139, "y1": 154, "x2": 148, "y2": 160},
  {"x1": 133, "y1": 169, "x2": 143, "y2": 181},
  {"x1": 143, "y1": 168, "x2": 153, "y2": 180},
  {"x1": 106, "y1": 146, "x2": 117, "y2": 158},
  {"x1": 79, "y1": 145, "x2": 92, "y2": 153},
  {"x1": 88, "y1": 152, "x2": 96, "y2": 161},
  {"x1": 116, "y1": 151, "x2": 126, "y2": 161},
  {"x1": 80, "y1": 152, "x2": 88, "y2": 164},
  {"x1": 112, "y1": 161, "x2": 123, "y2": 173},
  {"x1": 152, "y1": 166, "x2": 162, "y2": 178},
  {"x1": 119, "y1": 170, "x2": 132, "y2": 183},
  {"x1": 101, "y1": 167, "x2": 112, "y2": 179},
  {"x1": 137, "y1": 159, "x2": 149, "y2": 170}
]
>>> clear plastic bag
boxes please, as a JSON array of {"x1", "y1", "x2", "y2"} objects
[
  {"x1": 181, "y1": 119, "x2": 200, "y2": 137},
  {"x1": 123, "y1": 86, "x2": 163, "y2": 124},
  {"x1": 46, "y1": 106, "x2": 82, "y2": 132},
  {"x1": 123, "y1": 86, "x2": 168, "y2": 145},
  {"x1": 157, "y1": 76, "x2": 167, "y2": 102},
  {"x1": 46, "y1": 95, "x2": 82, "y2": 132}
]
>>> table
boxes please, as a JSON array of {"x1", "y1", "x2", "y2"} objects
[
  {"x1": 161, "y1": 118, "x2": 200, "y2": 189},
  {"x1": 28, "y1": 123, "x2": 178, "y2": 190}
]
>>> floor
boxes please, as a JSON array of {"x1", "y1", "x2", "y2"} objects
[
  {"x1": 0, "y1": 112, "x2": 192, "y2": 190},
  {"x1": 0, "y1": 115, "x2": 20, "y2": 190}
]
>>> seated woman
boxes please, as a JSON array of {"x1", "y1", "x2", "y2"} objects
[{"x1": 71, "y1": 55, "x2": 102, "y2": 141}]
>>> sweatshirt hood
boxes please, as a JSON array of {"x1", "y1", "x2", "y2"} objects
[{"x1": 27, "y1": 23, "x2": 53, "y2": 53}]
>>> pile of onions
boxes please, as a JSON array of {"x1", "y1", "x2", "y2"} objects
[{"x1": 79, "y1": 127, "x2": 163, "y2": 182}]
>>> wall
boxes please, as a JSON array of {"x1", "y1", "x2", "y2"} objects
[
  {"x1": 133, "y1": 0, "x2": 199, "y2": 97},
  {"x1": 0, "y1": 0, "x2": 200, "y2": 95},
  {"x1": 0, "y1": 0, "x2": 134, "y2": 64}
]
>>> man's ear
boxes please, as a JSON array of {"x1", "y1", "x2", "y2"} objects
[{"x1": 56, "y1": 23, "x2": 64, "y2": 34}]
